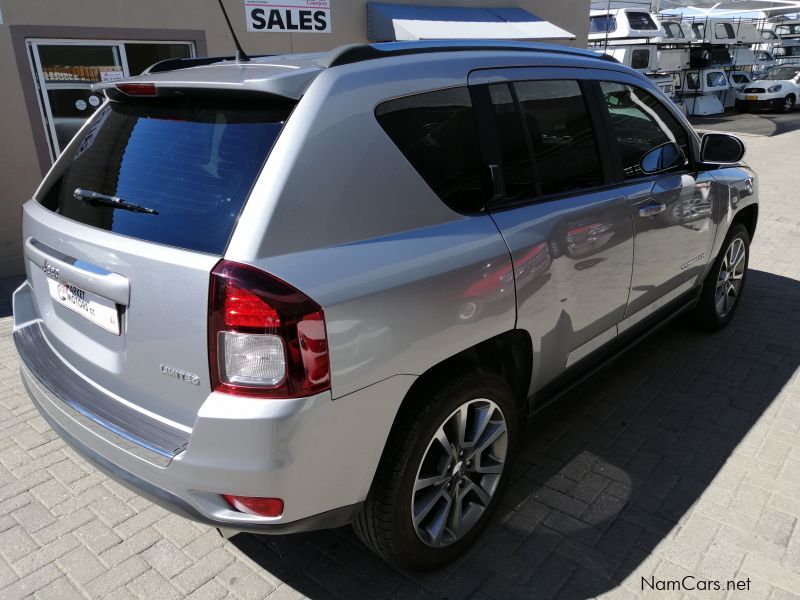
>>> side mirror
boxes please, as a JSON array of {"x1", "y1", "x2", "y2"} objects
[
  {"x1": 640, "y1": 141, "x2": 686, "y2": 175},
  {"x1": 700, "y1": 133, "x2": 745, "y2": 164}
]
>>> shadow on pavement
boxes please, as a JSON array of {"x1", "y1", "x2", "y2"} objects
[
  {"x1": 690, "y1": 110, "x2": 800, "y2": 137},
  {"x1": 232, "y1": 269, "x2": 799, "y2": 600},
  {"x1": 0, "y1": 276, "x2": 25, "y2": 319}
]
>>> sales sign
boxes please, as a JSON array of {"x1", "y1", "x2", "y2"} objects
[{"x1": 245, "y1": 0, "x2": 331, "y2": 33}]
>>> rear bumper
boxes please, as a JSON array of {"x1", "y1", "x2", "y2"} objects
[
  {"x1": 13, "y1": 282, "x2": 416, "y2": 533},
  {"x1": 21, "y1": 364, "x2": 362, "y2": 533}
]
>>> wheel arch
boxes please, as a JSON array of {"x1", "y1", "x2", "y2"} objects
[
  {"x1": 402, "y1": 329, "x2": 533, "y2": 417},
  {"x1": 732, "y1": 203, "x2": 758, "y2": 241}
]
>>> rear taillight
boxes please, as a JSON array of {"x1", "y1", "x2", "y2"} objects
[
  {"x1": 222, "y1": 494, "x2": 284, "y2": 517},
  {"x1": 208, "y1": 260, "x2": 330, "y2": 398}
]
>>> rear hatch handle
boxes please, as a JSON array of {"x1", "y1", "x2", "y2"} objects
[{"x1": 25, "y1": 238, "x2": 130, "y2": 306}]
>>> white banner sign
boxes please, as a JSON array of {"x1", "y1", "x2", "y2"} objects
[{"x1": 245, "y1": 0, "x2": 331, "y2": 33}]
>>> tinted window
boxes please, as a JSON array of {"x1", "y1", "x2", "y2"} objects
[
  {"x1": 693, "y1": 23, "x2": 705, "y2": 38},
  {"x1": 39, "y1": 98, "x2": 291, "y2": 254},
  {"x1": 715, "y1": 23, "x2": 735, "y2": 39},
  {"x1": 488, "y1": 84, "x2": 536, "y2": 199},
  {"x1": 600, "y1": 82, "x2": 690, "y2": 179},
  {"x1": 627, "y1": 12, "x2": 658, "y2": 30},
  {"x1": 376, "y1": 87, "x2": 484, "y2": 213},
  {"x1": 589, "y1": 15, "x2": 617, "y2": 34},
  {"x1": 513, "y1": 80, "x2": 603, "y2": 196},
  {"x1": 631, "y1": 49, "x2": 651, "y2": 69},
  {"x1": 686, "y1": 72, "x2": 701, "y2": 89}
]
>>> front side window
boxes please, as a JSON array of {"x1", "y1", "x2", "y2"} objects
[
  {"x1": 686, "y1": 72, "x2": 701, "y2": 89},
  {"x1": 631, "y1": 49, "x2": 651, "y2": 70},
  {"x1": 512, "y1": 80, "x2": 604, "y2": 196},
  {"x1": 600, "y1": 82, "x2": 690, "y2": 179},
  {"x1": 376, "y1": 87, "x2": 484, "y2": 214},
  {"x1": 715, "y1": 23, "x2": 736, "y2": 39}
]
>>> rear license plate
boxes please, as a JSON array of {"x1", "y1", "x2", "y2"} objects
[
  {"x1": 746, "y1": 95, "x2": 758, "y2": 101},
  {"x1": 47, "y1": 278, "x2": 120, "y2": 335}
]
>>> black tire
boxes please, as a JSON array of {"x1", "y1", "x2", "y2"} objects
[
  {"x1": 691, "y1": 223, "x2": 750, "y2": 331},
  {"x1": 781, "y1": 94, "x2": 795, "y2": 113},
  {"x1": 353, "y1": 371, "x2": 519, "y2": 570}
]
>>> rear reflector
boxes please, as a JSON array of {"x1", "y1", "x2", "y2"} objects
[
  {"x1": 222, "y1": 495, "x2": 284, "y2": 517},
  {"x1": 209, "y1": 260, "x2": 330, "y2": 398},
  {"x1": 116, "y1": 83, "x2": 157, "y2": 96}
]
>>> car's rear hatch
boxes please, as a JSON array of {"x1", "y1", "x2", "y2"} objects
[{"x1": 22, "y1": 84, "x2": 296, "y2": 429}]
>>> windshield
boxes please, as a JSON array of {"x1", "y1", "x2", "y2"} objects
[
  {"x1": 763, "y1": 66, "x2": 800, "y2": 80},
  {"x1": 38, "y1": 96, "x2": 293, "y2": 255}
]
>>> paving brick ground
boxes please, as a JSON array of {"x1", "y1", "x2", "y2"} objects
[{"x1": 1, "y1": 128, "x2": 799, "y2": 599}]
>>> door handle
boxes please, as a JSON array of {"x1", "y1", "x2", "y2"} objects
[{"x1": 639, "y1": 202, "x2": 666, "y2": 218}]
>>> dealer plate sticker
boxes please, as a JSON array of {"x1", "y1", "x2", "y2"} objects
[
  {"x1": 245, "y1": 0, "x2": 331, "y2": 33},
  {"x1": 47, "y1": 278, "x2": 120, "y2": 335}
]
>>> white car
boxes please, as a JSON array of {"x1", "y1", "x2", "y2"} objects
[{"x1": 736, "y1": 65, "x2": 800, "y2": 112}]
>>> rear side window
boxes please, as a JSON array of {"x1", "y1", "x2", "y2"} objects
[
  {"x1": 631, "y1": 49, "x2": 651, "y2": 70},
  {"x1": 707, "y1": 72, "x2": 727, "y2": 87},
  {"x1": 376, "y1": 87, "x2": 484, "y2": 214},
  {"x1": 589, "y1": 15, "x2": 617, "y2": 34},
  {"x1": 663, "y1": 22, "x2": 683, "y2": 38},
  {"x1": 39, "y1": 97, "x2": 292, "y2": 254},
  {"x1": 599, "y1": 82, "x2": 690, "y2": 179},
  {"x1": 716, "y1": 23, "x2": 736, "y2": 39},
  {"x1": 513, "y1": 80, "x2": 604, "y2": 196},
  {"x1": 487, "y1": 84, "x2": 536, "y2": 199},
  {"x1": 627, "y1": 12, "x2": 659, "y2": 30}
]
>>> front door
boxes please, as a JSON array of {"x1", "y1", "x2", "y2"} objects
[{"x1": 594, "y1": 79, "x2": 717, "y2": 329}]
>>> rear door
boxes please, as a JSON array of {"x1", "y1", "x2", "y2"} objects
[
  {"x1": 592, "y1": 77, "x2": 716, "y2": 329},
  {"x1": 22, "y1": 91, "x2": 292, "y2": 427},
  {"x1": 468, "y1": 68, "x2": 634, "y2": 394}
]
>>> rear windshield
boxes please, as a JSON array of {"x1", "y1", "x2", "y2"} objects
[{"x1": 38, "y1": 96, "x2": 293, "y2": 255}]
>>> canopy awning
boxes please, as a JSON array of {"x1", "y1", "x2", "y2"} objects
[{"x1": 366, "y1": 3, "x2": 575, "y2": 42}]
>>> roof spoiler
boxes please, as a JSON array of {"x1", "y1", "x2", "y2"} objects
[{"x1": 143, "y1": 55, "x2": 271, "y2": 74}]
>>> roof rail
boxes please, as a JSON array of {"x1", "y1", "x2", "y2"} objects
[
  {"x1": 143, "y1": 54, "x2": 271, "y2": 74},
  {"x1": 321, "y1": 41, "x2": 619, "y2": 68}
]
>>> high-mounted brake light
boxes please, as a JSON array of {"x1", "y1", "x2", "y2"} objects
[
  {"x1": 208, "y1": 260, "x2": 330, "y2": 398},
  {"x1": 115, "y1": 83, "x2": 157, "y2": 96}
]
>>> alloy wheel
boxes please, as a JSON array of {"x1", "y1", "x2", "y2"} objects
[
  {"x1": 411, "y1": 399, "x2": 508, "y2": 547},
  {"x1": 715, "y1": 237, "x2": 746, "y2": 318},
  {"x1": 785, "y1": 96, "x2": 795, "y2": 113}
]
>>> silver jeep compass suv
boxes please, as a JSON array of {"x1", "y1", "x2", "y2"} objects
[{"x1": 13, "y1": 41, "x2": 757, "y2": 569}]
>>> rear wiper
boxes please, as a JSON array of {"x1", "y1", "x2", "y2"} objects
[{"x1": 73, "y1": 188, "x2": 159, "y2": 215}]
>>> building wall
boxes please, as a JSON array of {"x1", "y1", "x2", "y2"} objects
[{"x1": 0, "y1": 0, "x2": 589, "y2": 277}]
